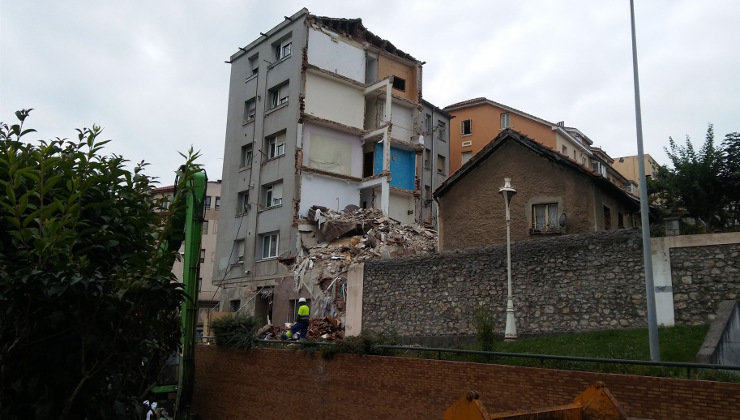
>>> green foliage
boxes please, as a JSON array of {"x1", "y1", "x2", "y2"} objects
[
  {"x1": 0, "y1": 110, "x2": 194, "y2": 419},
  {"x1": 210, "y1": 315, "x2": 259, "y2": 351},
  {"x1": 316, "y1": 330, "x2": 398, "y2": 360},
  {"x1": 649, "y1": 124, "x2": 739, "y2": 231},
  {"x1": 473, "y1": 305, "x2": 497, "y2": 352}
]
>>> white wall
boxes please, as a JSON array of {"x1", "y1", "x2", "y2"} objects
[
  {"x1": 388, "y1": 190, "x2": 415, "y2": 225},
  {"x1": 307, "y1": 26, "x2": 365, "y2": 83},
  {"x1": 304, "y1": 73, "x2": 365, "y2": 129},
  {"x1": 390, "y1": 103, "x2": 415, "y2": 143},
  {"x1": 299, "y1": 172, "x2": 360, "y2": 217},
  {"x1": 301, "y1": 123, "x2": 363, "y2": 178}
]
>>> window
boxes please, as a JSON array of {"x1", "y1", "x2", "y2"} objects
[
  {"x1": 461, "y1": 151, "x2": 473, "y2": 165},
  {"x1": 438, "y1": 122, "x2": 446, "y2": 142},
  {"x1": 581, "y1": 156, "x2": 586, "y2": 166},
  {"x1": 202, "y1": 220, "x2": 209, "y2": 234},
  {"x1": 215, "y1": 196, "x2": 220, "y2": 210},
  {"x1": 423, "y1": 148, "x2": 431, "y2": 169},
  {"x1": 262, "y1": 181, "x2": 283, "y2": 208},
  {"x1": 532, "y1": 203, "x2": 559, "y2": 232},
  {"x1": 424, "y1": 185, "x2": 431, "y2": 201},
  {"x1": 237, "y1": 190, "x2": 250, "y2": 214},
  {"x1": 204, "y1": 196, "x2": 212, "y2": 209},
  {"x1": 392, "y1": 76, "x2": 405, "y2": 91},
  {"x1": 266, "y1": 132, "x2": 286, "y2": 159},
  {"x1": 241, "y1": 144, "x2": 253, "y2": 167},
  {"x1": 461, "y1": 140, "x2": 472, "y2": 147},
  {"x1": 276, "y1": 39, "x2": 291, "y2": 60},
  {"x1": 230, "y1": 299, "x2": 241, "y2": 312},
  {"x1": 437, "y1": 155, "x2": 446, "y2": 175},
  {"x1": 500, "y1": 112, "x2": 510, "y2": 129},
  {"x1": 268, "y1": 82, "x2": 289, "y2": 109},
  {"x1": 260, "y1": 233, "x2": 279, "y2": 259},
  {"x1": 243, "y1": 98, "x2": 256, "y2": 122},
  {"x1": 603, "y1": 206, "x2": 612, "y2": 230},
  {"x1": 562, "y1": 145, "x2": 568, "y2": 155},
  {"x1": 233, "y1": 239, "x2": 245, "y2": 264},
  {"x1": 200, "y1": 249, "x2": 205, "y2": 263},
  {"x1": 248, "y1": 54, "x2": 259, "y2": 76},
  {"x1": 425, "y1": 114, "x2": 432, "y2": 133},
  {"x1": 461, "y1": 119, "x2": 472, "y2": 136}
]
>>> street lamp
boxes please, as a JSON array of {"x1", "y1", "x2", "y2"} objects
[{"x1": 498, "y1": 178, "x2": 517, "y2": 340}]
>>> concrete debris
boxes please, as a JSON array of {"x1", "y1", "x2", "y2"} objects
[
  {"x1": 291, "y1": 205, "x2": 438, "y2": 334},
  {"x1": 257, "y1": 316, "x2": 344, "y2": 341}
]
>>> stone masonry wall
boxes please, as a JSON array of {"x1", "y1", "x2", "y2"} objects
[
  {"x1": 362, "y1": 229, "x2": 739, "y2": 342},
  {"x1": 671, "y1": 243, "x2": 740, "y2": 324}
]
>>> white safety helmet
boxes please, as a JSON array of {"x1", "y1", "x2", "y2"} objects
[{"x1": 298, "y1": 297, "x2": 306, "y2": 303}]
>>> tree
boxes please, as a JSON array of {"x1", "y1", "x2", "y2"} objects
[
  {"x1": 0, "y1": 110, "x2": 196, "y2": 418},
  {"x1": 721, "y1": 132, "x2": 740, "y2": 226},
  {"x1": 649, "y1": 124, "x2": 737, "y2": 232}
]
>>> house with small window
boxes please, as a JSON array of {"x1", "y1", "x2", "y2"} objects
[{"x1": 433, "y1": 129, "x2": 639, "y2": 251}]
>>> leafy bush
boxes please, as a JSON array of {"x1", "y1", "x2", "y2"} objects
[
  {"x1": 473, "y1": 305, "x2": 497, "y2": 352},
  {"x1": 317, "y1": 330, "x2": 398, "y2": 360},
  {"x1": 0, "y1": 110, "x2": 198, "y2": 419},
  {"x1": 211, "y1": 315, "x2": 259, "y2": 351}
]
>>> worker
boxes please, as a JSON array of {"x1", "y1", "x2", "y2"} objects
[{"x1": 283, "y1": 297, "x2": 310, "y2": 340}]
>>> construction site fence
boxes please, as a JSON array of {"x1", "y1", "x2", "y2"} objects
[{"x1": 254, "y1": 339, "x2": 740, "y2": 380}]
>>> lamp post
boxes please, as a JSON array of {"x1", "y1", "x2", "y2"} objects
[{"x1": 499, "y1": 178, "x2": 517, "y2": 340}]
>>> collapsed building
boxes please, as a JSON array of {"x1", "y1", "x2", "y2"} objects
[{"x1": 212, "y1": 8, "x2": 449, "y2": 327}]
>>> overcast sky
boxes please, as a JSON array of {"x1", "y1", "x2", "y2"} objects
[{"x1": 2, "y1": 1, "x2": 738, "y2": 184}]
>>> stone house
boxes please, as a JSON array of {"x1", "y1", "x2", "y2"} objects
[{"x1": 434, "y1": 129, "x2": 640, "y2": 251}]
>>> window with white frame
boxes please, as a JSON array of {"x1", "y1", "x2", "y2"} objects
[
  {"x1": 425, "y1": 114, "x2": 432, "y2": 133},
  {"x1": 200, "y1": 249, "x2": 205, "y2": 263},
  {"x1": 237, "y1": 190, "x2": 250, "y2": 214},
  {"x1": 266, "y1": 132, "x2": 286, "y2": 158},
  {"x1": 423, "y1": 148, "x2": 431, "y2": 169},
  {"x1": 204, "y1": 196, "x2": 212, "y2": 209},
  {"x1": 276, "y1": 38, "x2": 292, "y2": 60},
  {"x1": 500, "y1": 112, "x2": 510, "y2": 129},
  {"x1": 561, "y1": 145, "x2": 568, "y2": 155},
  {"x1": 248, "y1": 54, "x2": 259, "y2": 76},
  {"x1": 241, "y1": 143, "x2": 253, "y2": 167},
  {"x1": 260, "y1": 233, "x2": 279, "y2": 259},
  {"x1": 268, "y1": 81, "x2": 289, "y2": 109},
  {"x1": 438, "y1": 121, "x2": 447, "y2": 142},
  {"x1": 262, "y1": 181, "x2": 283, "y2": 208},
  {"x1": 437, "y1": 154, "x2": 446, "y2": 175},
  {"x1": 243, "y1": 98, "x2": 256, "y2": 122},
  {"x1": 215, "y1": 196, "x2": 220, "y2": 209},
  {"x1": 531, "y1": 203, "x2": 559, "y2": 232},
  {"x1": 461, "y1": 119, "x2": 472, "y2": 136}
]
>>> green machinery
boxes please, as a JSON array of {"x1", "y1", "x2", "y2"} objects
[{"x1": 151, "y1": 165, "x2": 207, "y2": 419}]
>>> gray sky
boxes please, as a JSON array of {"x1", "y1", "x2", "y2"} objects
[{"x1": 2, "y1": 0, "x2": 738, "y2": 184}]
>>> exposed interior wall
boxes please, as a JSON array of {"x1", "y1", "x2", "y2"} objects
[
  {"x1": 389, "y1": 102, "x2": 415, "y2": 142},
  {"x1": 388, "y1": 190, "x2": 415, "y2": 225},
  {"x1": 193, "y1": 346, "x2": 740, "y2": 420},
  {"x1": 377, "y1": 55, "x2": 418, "y2": 102},
  {"x1": 301, "y1": 123, "x2": 363, "y2": 178},
  {"x1": 306, "y1": 26, "x2": 365, "y2": 83},
  {"x1": 299, "y1": 172, "x2": 360, "y2": 217},
  {"x1": 373, "y1": 143, "x2": 415, "y2": 190},
  {"x1": 304, "y1": 73, "x2": 365, "y2": 129}
]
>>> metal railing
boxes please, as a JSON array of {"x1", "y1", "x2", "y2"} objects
[{"x1": 253, "y1": 339, "x2": 740, "y2": 380}]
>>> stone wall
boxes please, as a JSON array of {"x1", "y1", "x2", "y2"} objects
[
  {"x1": 360, "y1": 229, "x2": 739, "y2": 342},
  {"x1": 671, "y1": 244, "x2": 740, "y2": 324}
]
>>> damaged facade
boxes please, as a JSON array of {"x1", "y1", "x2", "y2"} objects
[{"x1": 213, "y1": 8, "x2": 445, "y2": 325}]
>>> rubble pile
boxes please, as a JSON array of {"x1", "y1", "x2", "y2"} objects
[{"x1": 291, "y1": 205, "x2": 438, "y2": 330}]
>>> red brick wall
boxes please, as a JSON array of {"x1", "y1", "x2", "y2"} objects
[{"x1": 193, "y1": 346, "x2": 740, "y2": 419}]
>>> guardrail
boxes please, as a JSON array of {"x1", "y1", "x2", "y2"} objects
[{"x1": 253, "y1": 339, "x2": 740, "y2": 380}]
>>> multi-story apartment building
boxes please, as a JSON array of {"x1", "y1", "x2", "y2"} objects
[
  {"x1": 612, "y1": 154, "x2": 660, "y2": 193},
  {"x1": 419, "y1": 100, "x2": 451, "y2": 228},
  {"x1": 213, "y1": 9, "x2": 440, "y2": 323},
  {"x1": 152, "y1": 180, "x2": 222, "y2": 336},
  {"x1": 444, "y1": 98, "x2": 594, "y2": 175}
]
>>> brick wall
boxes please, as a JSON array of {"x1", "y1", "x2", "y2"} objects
[
  {"x1": 192, "y1": 346, "x2": 740, "y2": 420},
  {"x1": 360, "y1": 230, "x2": 740, "y2": 343}
]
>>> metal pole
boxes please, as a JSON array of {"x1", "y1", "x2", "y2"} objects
[
  {"x1": 630, "y1": 0, "x2": 660, "y2": 361},
  {"x1": 501, "y1": 178, "x2": 517, "y2": 339}
]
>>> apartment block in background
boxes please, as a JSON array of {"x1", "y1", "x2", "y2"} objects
[
  {"x1": 152, "y1": 180, "x2": 222, "y2": 337},
  {"x1": 612, "y1": 154, "x2": 660, "y2": 193},
  {"x1": 213, "y1": 9, "x2": 436, "y2": 324},
  {"x1": 419, "y1": 100, "x2": 451, "y2": 228}
]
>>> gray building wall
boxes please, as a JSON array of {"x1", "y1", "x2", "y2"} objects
[{"x1": 419, "y1": 100, "x2": 450, "y2": 228}]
